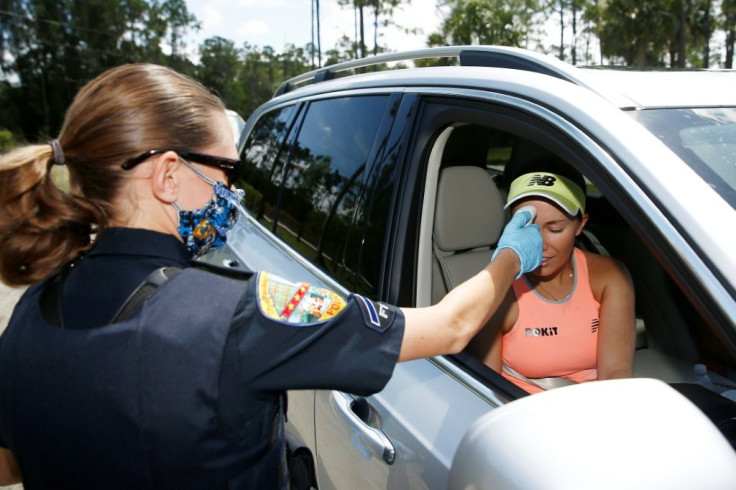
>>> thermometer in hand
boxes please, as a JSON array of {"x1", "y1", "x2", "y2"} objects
[{"x1": 514, "y1": 204, "x2": 537, "y2": 227}]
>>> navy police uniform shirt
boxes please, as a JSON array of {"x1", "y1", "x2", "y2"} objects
[
  {"x1": 0, "y1": 228, "x2": 405, "y2": 488},
  {"x1": 60, "y1": 227, "x2": 192, "y2": 329}
]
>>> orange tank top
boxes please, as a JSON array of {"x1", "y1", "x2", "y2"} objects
[{"x1": 502, "y1": 248, "x2": 600, "y2": 394}]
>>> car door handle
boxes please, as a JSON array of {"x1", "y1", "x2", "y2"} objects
[{"x1": 330, "y1": 391, "x2": 396, "y2": 465}]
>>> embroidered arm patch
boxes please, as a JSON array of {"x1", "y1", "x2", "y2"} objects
[
  {"x1": 352, "y1": 294, "x2": 396, "y2": 333},
  {"x1": 257, "y1": 272, "x2": 346, "y2": 325}
]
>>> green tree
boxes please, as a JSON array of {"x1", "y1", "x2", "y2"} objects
[
  {"x1": 546, "y1": 0, "x2": 596, "y2": 64},
  {"x1": 663, "y1": 0, "x2": 713, "y2": 67},
  {"x1": 197, "y1": 36, "x2": 245, "y2": 111},
  {"x1": 324, "y1": 35, "x2": 361, "y2": 65},
  {"x1": 311, "y1": 0, "x2": 322, "y2": 67},
  {"x1": 239, "y1": 44, "x2": 277, "y2": 118},
  {"x1": 339, "y1": 0, "x2": 370, "y2": 58},
  {"x1": 154, "y1": 0, "x2": 200, "y2": 74},
  {"x1": 688, "y1": 0, "x2": 715, "y2": 67},
  {"x1": 723, "y1": 0, "x2": 736, "y2": 67},
  {"x1": 591, "y1": 0, "x2": 716, "y2": 67},
  {"x1": 337, "y1": 0, "x2": 413, "y2": 58},
  {"x1": 0, "y1": 0, "x2": 200, "y2": 140},
  {"x1": 279, "y1": 44, "x2": 311, "y2": 81},
  {"x1": 0, "y1": 129, "x2": 15, "y2": 153},
  {"x1": 428, "y1": 0, "x2": 542, "y2": 48},
  {"x1": 592, "y1": 0, "x2": 674, "y2": 66},
  {"x1": 0, "y1": 82, "x2": 21, "y2": 139},
  {"x1": 235, "y1": 43, "x2": 310, "y2": 118}
]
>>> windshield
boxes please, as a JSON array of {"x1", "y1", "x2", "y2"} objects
[{"x1": 629, "y1": 108, "x2": 736, "y2": 209}]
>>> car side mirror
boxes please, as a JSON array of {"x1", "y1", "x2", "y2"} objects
[{"x1": 448, "y1": 378, "x2": 736, "y2": 489}]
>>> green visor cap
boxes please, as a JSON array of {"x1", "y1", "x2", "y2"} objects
[{"x1": 505, "y1": 172, "x2": 586, "y2": 216}]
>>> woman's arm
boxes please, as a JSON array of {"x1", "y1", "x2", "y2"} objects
[
  {"x1": 591, "y1": 254, "x2": 636, "y2": 380},
  {"x1": 398, "y1": 211, "x2": 542, "y2": 362}
]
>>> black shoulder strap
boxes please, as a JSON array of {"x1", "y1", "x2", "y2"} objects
[
  {"x1": 39, "y1": 255, "x2": 86, "y2": 329},
  {"x1": 111, "y1": 267, "x2": 183, "y2": 323},
  {"x1": 110, "y1": 261, "x2": 254, "y2": 324}
]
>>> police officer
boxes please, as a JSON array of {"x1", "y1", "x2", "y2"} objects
[{"x1": 0, "y1": 64, "x2": 542, "y2": 489}]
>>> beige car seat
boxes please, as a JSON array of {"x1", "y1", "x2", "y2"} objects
[{"x1": 432, "y1": 166, "x2": 506, "y2": 303}]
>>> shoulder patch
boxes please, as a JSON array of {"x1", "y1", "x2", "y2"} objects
[
  {"x1": 352, "y1": 294, "x2": 396, "y2": 333},
  {"x1": 257, "y1": 272, "x2": 346, "y2": 325}
]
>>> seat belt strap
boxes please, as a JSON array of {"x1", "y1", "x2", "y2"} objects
[
  {"x1": 432, "y1": 234, "x2": 455, "y2": 292},
  {"x1": 502, "y1": 363, "x2": 578, "y2": 390}
]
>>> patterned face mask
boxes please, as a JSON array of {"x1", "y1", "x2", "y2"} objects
[{"x1": 173, "y1": 159, "x2": 245, "y2": 258}]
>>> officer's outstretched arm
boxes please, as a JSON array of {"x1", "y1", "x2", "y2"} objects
[{"x1": 399, "y1": 211, "x2": 541, "y2": 362}]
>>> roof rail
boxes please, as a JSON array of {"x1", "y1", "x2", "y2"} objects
[{"x1": 273, "y1": 45, "x2": 594, "y2": 97}]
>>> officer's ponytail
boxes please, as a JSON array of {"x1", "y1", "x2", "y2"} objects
[
  {"x1": 0, "y1": 143, "x2": 101, "y2": 286},
  {"x1": 0, "y1": 63, "x2": 226, "y2": 286}
]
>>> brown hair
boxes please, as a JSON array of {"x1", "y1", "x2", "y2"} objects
[{"x1": 0, "y1": 64, "x2": 225, "y2": 286}]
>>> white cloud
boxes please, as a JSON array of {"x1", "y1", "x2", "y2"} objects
[
  {"x1": 235, "y1": 0, "x2": 286, "y2": 7},
  {"x1": 199, "y1": 4, "x2": 224, "y2": 29},
  {"x1": 239, "y1": 19, "x2": 271, "y2": 40}
]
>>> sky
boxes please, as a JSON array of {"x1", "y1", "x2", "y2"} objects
[{"x1": 184, "y1": 0, "x2": 445, "y2": 60}]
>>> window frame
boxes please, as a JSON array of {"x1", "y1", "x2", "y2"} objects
[
  {"x1": 389, "y1": 89, "x2": 736, "y2": 399},
  {"x1": 253, "y1": 93, "x2": 405, "y2": 296}
]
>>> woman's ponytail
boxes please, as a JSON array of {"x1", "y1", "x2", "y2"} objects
[{"x1": 0, "y1": 143, "x2": 100, "y2": 286}]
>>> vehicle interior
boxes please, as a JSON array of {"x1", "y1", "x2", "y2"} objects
[{"x1": 419, "y1": 122, "x2": 736, "y2": 445}]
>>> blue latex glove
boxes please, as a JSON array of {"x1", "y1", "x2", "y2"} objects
[{"x1": 491, "y1": 211, "x2": 543, "y2": 279}]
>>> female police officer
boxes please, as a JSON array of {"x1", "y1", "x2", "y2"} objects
[{"x1": 0, "y1": 63, "x2": 541, "y2": 489}]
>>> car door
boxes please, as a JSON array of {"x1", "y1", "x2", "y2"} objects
[
  {"x1": 309, "y1": 75, "x2": 736, "y2": 488},
  {"x1": 309, "y1": 92, "x2": 589, "y2": 489}
]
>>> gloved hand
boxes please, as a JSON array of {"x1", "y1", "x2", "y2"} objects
[{"x1": 491, "y1": 210, "x2": 542, "y2": 279}]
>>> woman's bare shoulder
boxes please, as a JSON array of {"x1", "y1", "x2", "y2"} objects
[{"x1": 581, "y1": 249, "x2": 633, "y2": 298}]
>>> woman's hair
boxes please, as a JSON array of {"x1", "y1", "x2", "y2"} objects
[{"x1": 0, "y1": 64, "x2": 225, "y2": 286}]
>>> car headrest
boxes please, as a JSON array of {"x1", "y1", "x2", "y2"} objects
[{"x1": 434, "y1": 166, "x2": 506, "y2": 252}]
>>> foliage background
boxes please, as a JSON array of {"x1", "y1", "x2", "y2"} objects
[{"x1": 2, "y1": 0, "x2": 736, "y2": 145}]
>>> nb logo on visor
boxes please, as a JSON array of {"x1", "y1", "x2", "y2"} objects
[{"x1": 528, "y1": 175, "x2": 557, "y2": 187}]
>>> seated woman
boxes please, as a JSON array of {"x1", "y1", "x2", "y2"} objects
[{"x1": 468, "y1": 162, "x2": 636, "y2": 394}]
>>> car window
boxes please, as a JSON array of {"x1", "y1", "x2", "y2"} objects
[
  {"x1": 241, "y1": 105, "x2": 296, "y2": 221},
  {"x1": 244, "y1": 96, "x2": 392, "y2": 295}
]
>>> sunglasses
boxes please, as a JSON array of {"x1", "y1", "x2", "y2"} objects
[{"x1": 122, "y1": 149, "x2": 241, "y2": 187}]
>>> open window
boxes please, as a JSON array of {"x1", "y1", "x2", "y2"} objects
[{"x1": 406, "y1": 96, "x2": 736, "y2": 408}]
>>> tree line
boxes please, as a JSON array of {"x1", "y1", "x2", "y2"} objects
[
  {"x1": 2, "y1": 0, "x2": 736, "y2": 146},
  {"x1": 431, "y1": 0, "x2": 736, "y2": 68}
]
